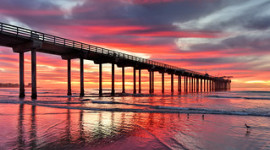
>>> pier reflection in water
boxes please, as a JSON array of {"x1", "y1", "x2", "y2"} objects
[
  {"x1": 13, "y1": 104, "x2": 177, "y2": 149},
  {"x1": 10, "y1": 102, "x2": 160, "y2": 149}
]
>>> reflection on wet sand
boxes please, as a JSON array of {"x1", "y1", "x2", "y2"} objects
[
  {"x1": 30, "y1": 105, "x2": 37, "y2": 149},
  {"x1": 17, "y1": 104, "x2": 24, "y2": 150},
  {"x1": 14, "y1": 104, "x2": 164, "y2": 149}
]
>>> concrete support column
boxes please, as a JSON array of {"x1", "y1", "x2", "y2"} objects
[
  {"x1": 191, "y1": 77, "x2": 194, "y2": 93},
  {"x1": 122, "y1": 67, "x2": 125, "y2": 93},
  {"x1": 221, "y1": 82, "x2": 222, "y2": 91},
  {"x1": 194, "y1": 77, "x2": 196, "y2": 92},
  {"x1": 161, "y1": 72, "x2": 164, "y2": 94},
  {"x1": 19, "y1": 52, "x2": 25, "y2": 98},
  {"x1": 196, "y1": 78, "x2": 199, "y2": 92},
  {"x1": 151, "y1": 71, "x2": 154, "y2": 93},
  {"x1": 183, "y1": 76, "x2": 186, "y2": 92},
  {"x1": 178, "y1": 75, "x2": 181, "y2": 93},
  {"x1": 211, "y1": 80, "x2": 213, "y2": 91},
  {"x1": 221, "y1": 82, "x2": 223, "y2": 90},
  {"x1": 80, "y1": 58, "x2": 84, "y2": 97},
  {"x1": 213, "y1": 80, "x2": 216, "y2": 91},
  {"x1": 204, "y1": 79, "x2": 206, "y2": 92},
  {"x1": 189, "y1": 77, "x2": 191, "y2": 92},
  {"x1": 212, "y1": 81, "x2": 214, "y2": 91},
  {"x1": 194, "y1": 78, "x2": 196, "y2": 92},
  {"x1": 111, "y1": 63, "x2": 115, "y2": 96},
  {"x1": 99, "y1": 64, "x2": 102, "y2": 97},
  {"x1": 186, "y1": 76, "x2": 188, "y2": 93},
  {"x1": 67, "y1": 59, "x2": 72, "y2": 96},
  {"x1": 213, "y1": 81, "x2": 216, "y2": 91},
  {"x1": 209, "y1": 80, "x2": 212, "y2": 92},
  {"x1": 200, "y1": 78, "x2": 203, "y2": 92},
  {"x1": 207, "y1": 79, "x2": 209, "y2": 92},
  {"x1": 193, "y1": 78, "x2": 195, "y2": 92},
  {"x1": 149, "y1": 71, "x2": 152, "y2": 94},
  {"x1": 171, "y1": 74, "x2": 174, "y2": 93},
  {"x1": 133, "y1": 67, "x2": 136, "y2": 94},
  {"x1": 189, "y1": 77, "x2": 192, "y2": 92},
  {"x1": 139, "y1": 69, "x2": 141, "y2": 93},
  {"x1": 31, "y1": 49, "x2": 37, "y2": 99},
  {"x1": 193, "y1": 77, "x2": 195, "y2": 92},
  {"x1": 188, "y1": 77, "x2": 190, "y2": 92},
  {"x1": 213, "y1": 80, "x2": 214, "y2": 91}
]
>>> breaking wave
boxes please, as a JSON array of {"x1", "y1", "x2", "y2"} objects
[
  {"x1": 0, "y1": 99, "x2": 270, "y2": 117},
  {"x1": 207, "y1": 95, "x2": 270, "y2": 100}
]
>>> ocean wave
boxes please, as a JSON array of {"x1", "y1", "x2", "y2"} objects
[
  {"x1": 234, "y1": 91, "x2": 270, "y2": 94},
  {"x1": 0, "y1": 100, "x2": 269, "y2": 117},
  {"x1": 207, "y1": 95, "x2": 270, "y2": 100}
]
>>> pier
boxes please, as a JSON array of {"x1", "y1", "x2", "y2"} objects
[{"x1": 0, "y1": 22, "x2": 231, "y2": 98}]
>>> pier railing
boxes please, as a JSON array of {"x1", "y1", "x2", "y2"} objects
[{"x1": 0, "y1": 22, "x2": 206, "y2": 77}]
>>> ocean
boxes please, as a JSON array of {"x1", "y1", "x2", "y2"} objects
[{"x1": 0, "y1": 88, "x2": 270, "y2": 150}]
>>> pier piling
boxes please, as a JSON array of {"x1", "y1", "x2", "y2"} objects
[
  {"x1": 80, "y1": 58, "x2": 84, "y2": 97},
  {"x1": 99, "y1": 64, "x2": 102, "y2": 97},
  {"x1": 122, "y1": 67, "x2": 125, "y2": 93},
  {"x1": 67, "y1": 59, "x2": 72, "y2": 96},
  {"x1": 133, "y1": 67, "x2": 136, "y2": 94},
  {"x1": 19, "y1": 52, "x2": 25, "y2": 98},
  {"x1": 31, "y1": 49, "x2": 37, "y2": 99},
  {"x1": 111, "y1": 63, "x2": 115, "y2": 96}
]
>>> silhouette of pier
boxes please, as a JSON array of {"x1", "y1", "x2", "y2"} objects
[{"x1": 0, "y1": 22, "x2": 231, "y2": 98}]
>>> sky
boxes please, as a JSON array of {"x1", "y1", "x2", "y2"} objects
[{"x1": 1, "y1": 0, "x2": 270, "y2": 91}]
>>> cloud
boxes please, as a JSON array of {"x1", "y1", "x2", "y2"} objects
[
  {"x1": 41, "y1": 0, "x2": 86, "y2": 18},
  {"x1": 174, "y1": 0, "x2": 270, "y2": 53},
  {"x1": 1, "y1": 0, "x2": 270, "y2": 88}
]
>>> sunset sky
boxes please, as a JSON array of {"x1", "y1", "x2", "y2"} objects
[{"x1": 1, "y1": 0, "x2": 270, "y2": 91}]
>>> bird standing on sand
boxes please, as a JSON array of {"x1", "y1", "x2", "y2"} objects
[{"x1": 245, "y1": 123, "x2": 251, "y2": 130}]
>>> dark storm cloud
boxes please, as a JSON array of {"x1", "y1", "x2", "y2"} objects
[
  {"x1": 71, "y1": 0, "x2": 221, "y2": 25},
  {"x1": 244, "y1": 16, "x2": 270, "y2": 30},
  {"x1": 155, "y1": 56, "x2": 270, "y2": 72},
  {"x1": 177, "y1": 0, "x2": 270, "y2": 55},
  {"x1": 4, "y1": 0, "x2": 208, "y2": 26},
  {"x1": 222, "y1": 35, "x2": 270, "y2": 51},
  {"x1": 86, "y1": 34, "x2": 174, "y2": 46},
  {"x1": 157, "y1": 57, "x2": 256, "y2": 64},
  {"x1": 189, "y1": 34, "x2": 270, "y2": 52}
]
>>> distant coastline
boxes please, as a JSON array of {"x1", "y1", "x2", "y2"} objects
[{"x1": 0, "y1": 83, "x2": 31, "y2": 88}]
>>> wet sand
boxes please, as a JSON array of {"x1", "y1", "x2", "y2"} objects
[{"x1": 0, "y1": 89, "x2": 270, "y2": 149}]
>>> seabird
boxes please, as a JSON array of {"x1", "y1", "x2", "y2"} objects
[{"x1": 245, "y1": 123, "x2": 251, "y2": 129}]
